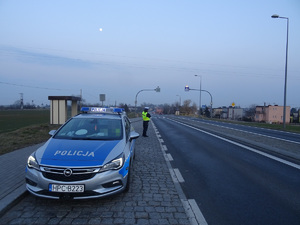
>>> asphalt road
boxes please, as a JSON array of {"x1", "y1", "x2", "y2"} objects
[{"x1": 152, "y1": 115, "x2": 300, "y2": 225}]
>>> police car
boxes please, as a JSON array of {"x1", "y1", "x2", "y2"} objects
[{"x1": 25, "y1": 107, "x2": 139, "y2": 199}]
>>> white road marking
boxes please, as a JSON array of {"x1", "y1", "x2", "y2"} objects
[
  {"x1": 187, "y1": 118, "x2": 300, "y2": 145},
  {"x1": 169, "y1": 169, "x2": 178, "y2": 183},
  {"x1": 181, "y1": 199, "x2": 208, "y2": 225},
  {"x1": 166, "y1": 153, "x2": 173, "y2": 161},
  {"x1": 174, "y1": 168, "x2": 185, "y2": 183},
  {"x1": 162, "y1": 145, "x2": 168, "y2": 151}
]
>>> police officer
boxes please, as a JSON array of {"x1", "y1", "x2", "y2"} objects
[{"x1": 142, "y1": 107, "x2": 151, "y2": 137}]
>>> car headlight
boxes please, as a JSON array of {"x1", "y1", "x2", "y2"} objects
[
  {"x1": 100, "y1": 154, "x2": 124, "y2": 172},
  {"x1": 27, "y1": 154, "x2": 40, "y2": 170}
]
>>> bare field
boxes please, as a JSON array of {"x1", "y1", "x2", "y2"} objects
[{"x1": 0, "y1": 109, "x2": 50, "y2": 133}]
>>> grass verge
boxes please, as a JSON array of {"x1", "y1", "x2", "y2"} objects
[{"x1": 0, "y1": 123, "x2": 60, "y2": 156}]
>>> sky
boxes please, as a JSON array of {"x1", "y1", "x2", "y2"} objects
[{"x1": 0, "y1": 0, "x2": 299, "y2": 109}]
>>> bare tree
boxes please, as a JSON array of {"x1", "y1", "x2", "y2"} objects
[{"x1": 244, "y1": 104, "x2": 256, "y2": 121}]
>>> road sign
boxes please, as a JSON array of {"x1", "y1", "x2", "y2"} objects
[{"x1": 100, "y1": 94, "x2": 105, "y2": 101}]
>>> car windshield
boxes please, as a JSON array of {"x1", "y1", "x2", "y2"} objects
[{"x1": 54, "y1": 117, "x2": 123, "y2": 140}]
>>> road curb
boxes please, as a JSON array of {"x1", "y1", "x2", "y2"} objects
[{"x1": 0, "y1": 184, "x2": 28, "y2": 217}]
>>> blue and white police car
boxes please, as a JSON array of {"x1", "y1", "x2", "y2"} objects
[{"x1": 26, "y1": 107, "x2": 139, "y2": 199}]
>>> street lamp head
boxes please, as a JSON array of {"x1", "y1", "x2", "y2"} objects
[{"x1": 271, "y1": 14, "x2": 288, "y2": 20}]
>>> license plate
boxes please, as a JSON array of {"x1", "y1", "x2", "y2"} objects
[{"x1": 49, "y1": 184, "x2": 84, "y2": 193}]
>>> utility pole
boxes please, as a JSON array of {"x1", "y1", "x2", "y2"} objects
[
  {"x1": 80, "y1": 89, "x2": 82, "y2": 108},
  {"x1": 19, "y1": 93, "x2": 24, "y2": 110}
]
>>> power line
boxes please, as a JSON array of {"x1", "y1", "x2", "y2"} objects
[{"x1": 0, "y1": 81, "x2": 76, "y2": 91}]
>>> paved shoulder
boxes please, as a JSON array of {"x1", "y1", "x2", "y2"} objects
[{"x1": 0, "y1": 143, "x2": 44, "y2": 215}]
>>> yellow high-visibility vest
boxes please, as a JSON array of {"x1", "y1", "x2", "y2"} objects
[{"x1": 142, "y1": 111, "x2": 150, "y2": 121}]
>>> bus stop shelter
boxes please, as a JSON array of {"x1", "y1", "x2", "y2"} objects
[{"x1": 48, "y1": 96, "x2": 81, "y2": 125}]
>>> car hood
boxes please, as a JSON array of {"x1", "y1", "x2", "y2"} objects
[{"x1": 35, "y1": 138, "x2": 123, "y2": 167}]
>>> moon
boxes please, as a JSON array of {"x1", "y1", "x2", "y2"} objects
[{"x1": 99, "y1": 28, "x2": 103, "y2": 32}]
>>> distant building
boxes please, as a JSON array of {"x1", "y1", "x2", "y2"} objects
[
  {"x1": 213, "y1": 106, "x2": 244, "y2": 120},
  {"x1": 213, "y1": 108, "x2": 223, "y2": 118},
  {"x1": 155, "y1": 108, "x2": 163, "y2": 115},
  {"x1": 228, "y1": 107, "x2": 243, "y2": 120},
  {"x1": 255, "y1": 105, "x2": 290, "y2": 124}
]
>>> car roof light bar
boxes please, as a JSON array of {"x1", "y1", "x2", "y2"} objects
[{"x1": 81, "y1": 107, "x2": 124, "y2": 114}]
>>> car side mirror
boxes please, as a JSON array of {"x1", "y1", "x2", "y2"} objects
[
  {"x1": 129, "y1": 131, "x2": 139, "y2": 141},
  {"x1": 49, "y1": 130, "x2": 56, "y2": 136}
]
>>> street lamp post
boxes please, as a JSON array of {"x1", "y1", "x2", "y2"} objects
[
  {"x1": 272, "y1": 14, "x2": 289, "y2": 129},
  {"x1": 135, "y1": 86, "x2": 160, "y2": 109},
  {"x1": 194, "y1": 75, "x2": 202, "y2": 116},
  {"x1": 185, "y1": 85, "x2": 213, "y2": 118},
  {"x1": 176, "y1": 95, "x2": 181, "y2": 106},
  {"x1": 200, "y1": 89, "x2": 213, "y2": 118}
]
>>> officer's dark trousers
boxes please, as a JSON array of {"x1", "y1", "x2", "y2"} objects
[{"x1": 143, "y1": 121, "x2": 149, "y2": 136}]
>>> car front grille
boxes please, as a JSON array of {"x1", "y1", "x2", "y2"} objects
[{"x1": 40, "y1": 166, "x2": 100, "y2": 182}]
